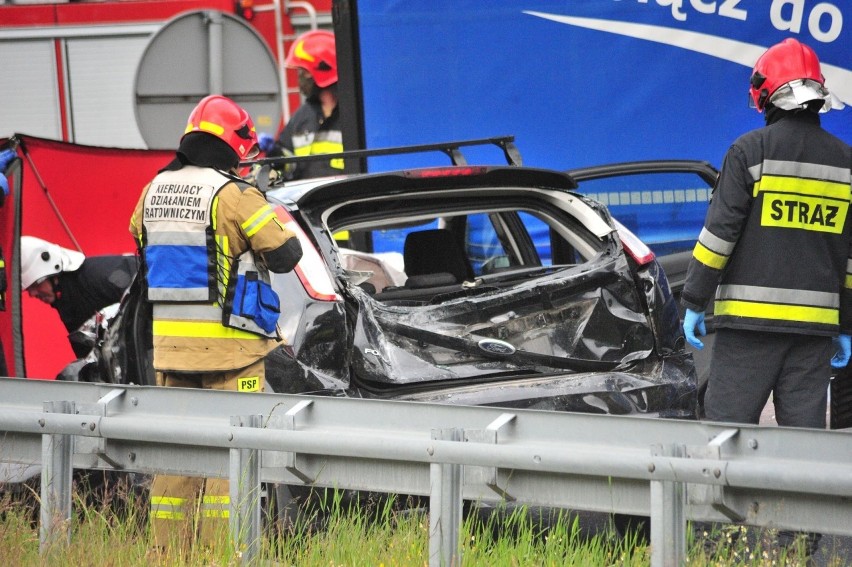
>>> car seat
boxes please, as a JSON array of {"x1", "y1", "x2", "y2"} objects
[{"x1": 403, "y1": 229, "x2": 474, "y2": 288}]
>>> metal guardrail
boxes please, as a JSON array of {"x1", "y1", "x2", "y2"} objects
[{"x1": 1, "y1": 377, "x2": 851, "y2": 566}]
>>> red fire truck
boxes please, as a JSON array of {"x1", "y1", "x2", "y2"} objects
[{"x1": 0, "y1": 0, "x2": 332, "y2": 148}]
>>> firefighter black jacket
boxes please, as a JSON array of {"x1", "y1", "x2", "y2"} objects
[
  {"x1": 681, "y1": 109, "x2": 852, "y2": 336},
  {"x1": 54, "y1": 255, "x2": 137, "y2": 333}
]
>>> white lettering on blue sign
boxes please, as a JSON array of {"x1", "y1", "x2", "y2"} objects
[
  {"x1": 626, "y1": 0, "x2": 843, "y2": 42},
  {"x1": 770, "y1": 0, "x2": 843, "y2": 42}
]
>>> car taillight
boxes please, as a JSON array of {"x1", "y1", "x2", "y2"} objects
[
  {"x1": 614, "y1": 220, "x2": 656, "y2": 267},
  {"x1": 274, "y1": 206, "x2": 341, "y2": 302},
  {"x1": 404, "y1": 166, "x2": 487, "y2": 178}
]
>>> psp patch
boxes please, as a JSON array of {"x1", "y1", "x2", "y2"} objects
[{"x1": 237, "y1": 376, "x2": 261, "y2": 392}]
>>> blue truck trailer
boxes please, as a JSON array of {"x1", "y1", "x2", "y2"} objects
[{"x1": 331, "y1": 0, "x2": 851, "y2": 254}]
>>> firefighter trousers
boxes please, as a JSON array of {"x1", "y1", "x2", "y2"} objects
[
  {"x1": 703, "y1": 328, "x2": 830, "y2": 556},
  {"x1": 704, "y1": 328, "x2": 831, "y2": 427},
  {"x1": 149, "y1": 359, "x2": 265, "y2": 553}
]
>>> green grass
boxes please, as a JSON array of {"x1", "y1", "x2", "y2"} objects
[{"x1": 0, "y1": 483, "x2": 846, "y2": 566}]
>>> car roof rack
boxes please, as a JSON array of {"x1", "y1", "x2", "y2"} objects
[{"x1": 242, "y1": 135, "x2": 522, "y2": 169}]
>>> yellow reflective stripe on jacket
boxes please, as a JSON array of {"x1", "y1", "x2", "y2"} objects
[
  {"x1": 216, "y1": 234, "x2": 230, "y2": 299},
  {"x1": 692, "y1": 227, "x2": 734, "y2": 270},
  {"x1": 692, "y1": 242, "x2": 728, "y2": 269},
  {"x1": 151, "y1": 496, "x2": 188, "y2": 520},
  {"x1": 697, "y1": 227, "x2": 736, "y2": 254},
  {"x1": 241, "y1": 205, "x2": 276, "y2": 237},
  {"x1": 753, "y1": 175, "x2": 851, "y2": 201},
  {"x1": 751, "y1": 159, "x2": 852, "y2": 186},
  {"x1": 153, "y1": 320, "x2": 264, "y2": 340},
  {"x1": 714, "y1": 300, "x2": 838, "y2": 326},
  {"x1": 716, "y1": 284, "x2": 838, "y2": 308},
  {"x1": 715, "y1": 284, "x2": 840, "y2": 326},
  {"x1": 311, "y1": 140, "x2": 345, "y2": 167},
  {"x1": 311, "y1": 139, "x2": 343, "y2": 153},
  {"x1": 292, "y1": 137, "x2": 344, "y2": 168},
  {"x1": 211, "y1": 195, "x2": 220, "y2": 230},
  {"x1": 845, "y1": 274, "x2": 852, "y2": 289}
]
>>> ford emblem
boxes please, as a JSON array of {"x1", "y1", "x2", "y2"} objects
[{"x1": 477, "y1": 338, "x2": 516, "y2": 356}]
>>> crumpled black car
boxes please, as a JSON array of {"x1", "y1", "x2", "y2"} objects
[{"x1": 83, "y1": 137, "x2": 718, "y2": 420}]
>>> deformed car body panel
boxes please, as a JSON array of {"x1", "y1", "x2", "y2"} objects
[
  {"x1": 384, "y1": 355, "x2": 697, "y2": 418},
  {"x1": 348, "y1": 252, "x2": 654, "y2": 383}
]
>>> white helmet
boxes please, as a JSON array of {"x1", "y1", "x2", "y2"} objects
[{"x1": 20, "y1": 236, "x2": 85, "y2": 289}]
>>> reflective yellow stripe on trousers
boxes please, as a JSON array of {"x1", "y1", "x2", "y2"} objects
[
  {"x1": 201, "y1": 494, "x2": 230, "y2": 518},
  {"x1": 151, "y1": 495, "x2": 188, "y2": 520}
]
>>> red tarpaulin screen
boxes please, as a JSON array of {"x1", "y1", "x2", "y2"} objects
[{"x1": 0, "y1": 134, "x2": 173, "y2": 379}]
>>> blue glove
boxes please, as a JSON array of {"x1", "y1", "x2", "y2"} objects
[
  {"x1": 258, "y1": 133, "x2": 275, "y2": 154},
  {"x1": 683, "y1": 308, "x2": 706, "y2": 350},
  {"x1": 0, "y1": 174, "x2": 8, "y2": 197},
  {"x1": 831, "y1": 334, "x2": 851, "y2": 369},
  {"x1": 0, "y1": 148, "x2": 16, "y2": 173}
]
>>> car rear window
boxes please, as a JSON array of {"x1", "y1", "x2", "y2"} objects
[{"x1": 339, "y1": 206, "x2": 596, "y2": 286}]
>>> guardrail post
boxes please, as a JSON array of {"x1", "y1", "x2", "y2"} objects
[
  {"x1": 230, "y1": 414, "x2": 263, "y2": 563},
  {"x1": 39, "y1": 400, "x2": 75, "y2": 553},
  {"x1": 650, "y1": 443, "x2": 686, "y2": 567},
  {"x1": 77, "y1": 388, "x2": 125, "y2": 468},
  {"x1": 686, "y1": 428, "x2": 744, "y2": 522},
  {"x1": 429, "y1": 428, "x2": 463, "y2": 567},
  {"x1": 283, "y1": 399, "x2": 315, "y2": 483},
  {"x1": 465, "y1": 413, "x2": 516, "y2": 500}
]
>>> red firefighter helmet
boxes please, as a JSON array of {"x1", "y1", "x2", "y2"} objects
[
  {"x1": 286, "y1": 30, "x2": 338, "y2": 88},
  {"x1": 749, "y1": 38, "x2": 824, "y2": 112},
  {"x1": 183, "y1": 95, "x2": 259, "y2": 160}
]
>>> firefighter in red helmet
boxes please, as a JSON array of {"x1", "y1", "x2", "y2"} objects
[
  {"x1": 682, "y1": 38, "x2": 850, "y2": 558},
  {"x1": 259, "y1": 29, "x2": 344, "y2": 179},
  {"x1": 130, "y1": 94, "x2": 303, "y2": 558}
]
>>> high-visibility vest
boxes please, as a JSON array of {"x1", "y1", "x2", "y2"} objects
[
  {"x1": 142, "y1": 166, "x2": 226, "y2": 303},
  {"x1": 143, "y1": 166, "x2": 280, "y2": 339}
]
